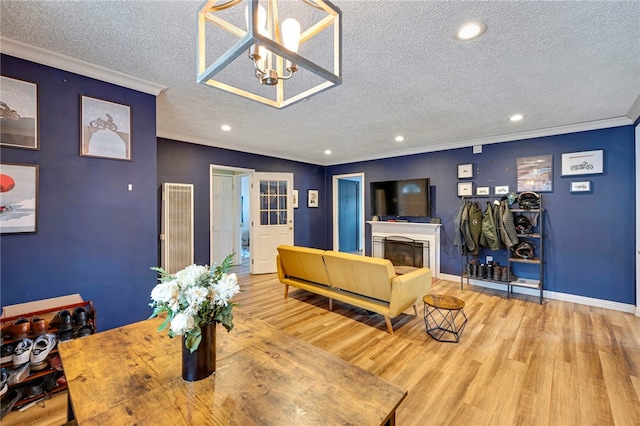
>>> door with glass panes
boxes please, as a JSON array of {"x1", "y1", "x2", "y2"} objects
[{"x1": 250, "y1": 172, "x2": 294, "y2": 274}]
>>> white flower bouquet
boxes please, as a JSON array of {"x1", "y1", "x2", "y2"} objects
[{"x1": 149, "y1": 254, "x2": 240, "y2": 352}]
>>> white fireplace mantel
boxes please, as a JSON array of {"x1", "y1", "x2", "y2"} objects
[{"x1": 367, "y1": 221, "x2": 441, "y2": 277}]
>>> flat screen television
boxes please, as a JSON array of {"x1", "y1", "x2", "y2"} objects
[{"x1": 370, "y1": 178, "x2": 431, "y2": 217}]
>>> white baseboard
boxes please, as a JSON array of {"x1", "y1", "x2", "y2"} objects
[{"x1": 438, "y1": 273, "x2": 637, "y2": 315}]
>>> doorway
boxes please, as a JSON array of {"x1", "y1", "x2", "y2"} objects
[
  {"x1": 210, "y1": 165, "x2": 252, "y2": 267},
  {"x1": 333, "y1": 173, "x2": 365, "y2": 254}
]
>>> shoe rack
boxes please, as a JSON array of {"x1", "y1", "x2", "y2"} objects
[{"x1": 0, "y1": 299, "x2": 95, "y2": 421}]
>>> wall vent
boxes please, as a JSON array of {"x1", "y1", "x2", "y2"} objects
[{"x1": 161, "y1": 183, "x2": 194, "y2": 274}]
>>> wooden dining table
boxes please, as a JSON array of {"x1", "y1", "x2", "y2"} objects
[{"x1": 58, "y1": 310, "x2": 407, "y2": 425}]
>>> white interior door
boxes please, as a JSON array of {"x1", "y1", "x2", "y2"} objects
[
  {"x1": 211, "y1": 173, "x2": 235, "y2": 266},
  {"x1": 250, "y1": 172, "x2": 294, "y2": 274}
]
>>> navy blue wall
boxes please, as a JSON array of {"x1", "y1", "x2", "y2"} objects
[
  {"x1": 327, "y1": 126, "x2": 636, "y2": 305},
  {"x1": 157, "y1": 138, "x2": 326, "y2": 263},
  {"x1": 0, "y1": 55, "x2": 158, "y2": 331}
]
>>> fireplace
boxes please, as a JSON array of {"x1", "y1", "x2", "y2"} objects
[{"x1": 383, "y1": 236, "x2": 424, "y2": 268}]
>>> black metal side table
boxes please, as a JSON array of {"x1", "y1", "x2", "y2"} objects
[{"x1": 423, "y1": 294, "x2": 467, "y2": 343}]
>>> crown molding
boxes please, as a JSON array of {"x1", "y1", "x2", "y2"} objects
[
  {"x1": 327, "y1": 116, "x2": 633, "y2": 166},
  {"x1": 0, "y1": 37, "x2": 167, "y2": 96}
]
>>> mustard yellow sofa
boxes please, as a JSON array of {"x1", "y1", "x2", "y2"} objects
[{"x1": 276, "y1": 245, "x2": 432, "y2": 334}]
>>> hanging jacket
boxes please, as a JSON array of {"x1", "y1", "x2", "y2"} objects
[
  {"x1": 453, "y1": 202, "x2": 466, "y2": 255},
  {"x1": 492, "y1": 201, "x2": 504, "y2": 249},
  {"x1": 460, "y1": 202, "x2": 474, "y2": 254},
  {"x1": 480, "y1": 201, "x2": 500, "y2": 251},
  {"x1": 498, "y1": 199, "x2": 519, "y2": 249},
  {"x1": 468, "y1": 202, "x2": 483, "y2": 255}
]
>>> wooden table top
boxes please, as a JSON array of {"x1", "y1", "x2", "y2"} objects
[
  {"x1": 423, "y1": 294, "x2": 465, "y2": 310},
  {"x1": 58, "y1": 311, "x2": 407, "y2": 425}
]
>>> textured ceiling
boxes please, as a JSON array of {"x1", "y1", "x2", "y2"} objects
[{"x1": 1, "y1": 1, "x2": 639, "y2": 166}]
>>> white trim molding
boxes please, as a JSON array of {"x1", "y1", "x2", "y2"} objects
[
  {"x1": 439, "y1": 273, "x2": 637, "y2": 315},
  {"x1": 1, "y1": 37, "x2": 167, "y2": 96}
]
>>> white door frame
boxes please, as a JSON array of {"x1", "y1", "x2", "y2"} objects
[
  {"x1": 210, "y1": 165, "x2": 254, "y2": 267},
  {"x1": 332, "y1": 172, "x2": 365, "y2": 254}
]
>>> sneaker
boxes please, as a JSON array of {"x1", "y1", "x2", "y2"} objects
[
  {"x1": 0, "y1": 344, "x2": 15, "y2": 364},
  {"x1": 0, "y1": 387, "x2": 25, "y2": 419},
  {"x1": 0, "y1": 368, "x2": 7, "y2": 397},
  {"x1": 30, "y1": 334, "x2": 56, "y2": 368},
  {"x1": 6, "y1": 362, "x2": 30, "y2": 385},
  {"x1": 12, "y1": 338, "x2": 33, "y2": 366}
]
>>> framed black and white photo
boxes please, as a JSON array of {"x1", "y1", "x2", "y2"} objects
[
  {"x1": 1, "y1": 76, "x2": 38, "y2": 150},
  {"x1": 494, "y1": 185, "x2": 509, "y2": 195},
  {"x1": 517, "y1": 155, "x2": 553, "y2": 192},
  {"x1": 0, "y1": 163, "x2": 38, "y2": 234},
  {"x1": 457, "y1": 163, "x2": 473, "y2": 179},
  {"x1": 457, "y1": 181, "x2": 473, "y2": 197},
  {"x1": 292, "y1": 189, "x2": 299, "y2": 208},
  {"x1": 81, "y1": 95, "x2": 131, "y2": 160},
  {"x1": 308, "y1": 189, "x2": 318, "y2": 207},
  {"x1": 570, "y1": 181, "x2": 592, "y2": 193},
  {"x1": 561, "y1": 150, "x2": 603, "y2": 176},
  {"x1": 476, "y1": 186, "x2": 490, "y2": 196}
]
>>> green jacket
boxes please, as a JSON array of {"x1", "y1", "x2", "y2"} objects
[{"x1": 479, "y1": 201, "x2": 500, "y2": 250}]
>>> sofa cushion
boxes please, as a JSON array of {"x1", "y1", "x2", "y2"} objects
[
  {"x1": 277, "y1": 245, "x2": 331, "y2": 286},
  {"x1": 322, "y1": 251, "x2": 395, "y2": 302}
]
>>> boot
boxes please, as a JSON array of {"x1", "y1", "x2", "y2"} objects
[
  {"x1": 486, "y1": 264, "x2": 494, "y2": 280},
  {"x1": 465, "y1": 263, "x2": 472, "y2": 277},
  {"x1": 479, "y1": 264, "x2": 486, "y2": 279},
  {"x1": 501, "y1": 266, "x2": 509, "y2": 282},
  {"x1": 493, "y1": 265, "x2": 501, "y2": 281}
]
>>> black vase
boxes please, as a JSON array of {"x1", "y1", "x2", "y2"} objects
[{"x1": 181, "y1": 322, "x2": 216, "y2": 382}]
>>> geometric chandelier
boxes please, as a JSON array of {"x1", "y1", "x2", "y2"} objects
[{"x1": 197, "y1": 0, "x2": 342, "y2": 108}]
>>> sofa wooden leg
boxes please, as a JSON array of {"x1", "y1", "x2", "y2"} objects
[
  {"x1": 413, "y1": 304, "x2": 419, "y2": 316},
  {"x1": 329, "y1": 298, "x2": 334, "y2": 311},
  {"x1": 284, "y1": 284, "x2": 289, "y2": 299},
  {"x1": 384, "y1": 316, "x2": 394, "y2": 334}
]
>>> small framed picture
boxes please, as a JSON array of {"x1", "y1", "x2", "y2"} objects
[
  {"x1": 1, "y1": 76, "x2": 39, "y2": 150},
  {"x1": 0, "y1": 163, "x2": 39, "y2": 234},
  {"x1": 570, "y1": 181, "x2": 591, "y2": 193},
  {"x1": 292, "y1": 189, "x2": 299, "y2": 208},
  {"x1": 457, "y1": 163, "x2": 473, "y2": 179},
  {"x1": 562, "y1": 150, "x2": 604, "y2": 176},
  {"x1": 457, "y1": 182, "x2": 473, "y2": 197},
  {"x1": 476, "y1": 186, "x2": 490, "y2": 196},
  {"x1": 308, "y1": 189, "x2": 319, "y2": 207},
  {"x1": 81, "y1": 95, "x2": 131, "y2": 160},
  {"x1": 494, "y1": 185, "x2": 509, "y2": 195}
]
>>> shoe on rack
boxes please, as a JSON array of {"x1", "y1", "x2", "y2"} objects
[
  {"x1": 73, "y1": 307, "x2": 88, "y2": 327},
  {"x1": 12, "y1": 338, "x2": 33, "y2": 366},
  {"x1": 30, "y1": 334, "x2": 57, "y2": 370},
  {"x1": 31, "y1": 316, "x2": 49, "y2": 337},
  {"x1": 49, "y1": 310, "x2": 73, "y2": 333},
  {"x1": 0, "y1": 387, "x2": 25, "y2": 419},
  {"x1": 6, "y1": 362, "x2": 30, "y2": 385},
  {"x1": 74, "y1": 324, "x2": 94, "y2": 339},
  {"x1": 2, "y1": 318, "x2": 30, "y2": 340},
  {"x1": 0, "y1": 368, "x2": 7, "y2": 397},
  {"x1": 0, "y1": 344, "x2": 15, "y2": 364}
]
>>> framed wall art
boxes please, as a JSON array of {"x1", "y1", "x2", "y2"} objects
[
  {"x1": 570, "y1": 181, "x2": 592, "y2": 193},
  {"x1": 1, "y1": 76, "x2": 39, "y2": 150},
  {"x1": 561, "y1": 150, "x2": 603, "y2": 176},
  {"x1": 457, "y1": 163, "x2": 473, "y2": 179},
  {"x1": 308, "y1": 190, "x2": 319, "y2": 207},
  {"x1": 0, "y1": 163, "x2": 38, "y2": 234},
  {"x1": 292, "y1": 189, "x2": 299, "y2": 208},
  {"x1": 494, "y1": 185, "x2": 509, "y2": 195},
  {"x1": 476, "y1": 186, "x2": 490, "y2": 196},
  {"x1": 457, "y1": 181, "x2": 473, "y2": 197},
  {"x1": 517, "y1": 154, "x2": 553, "y2": 192},
  {"x1": 81, "y1": 95, "x2": 131, "y2": 160}
]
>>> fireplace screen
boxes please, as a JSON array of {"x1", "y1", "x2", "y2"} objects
[{"x1": 381, "y1": 236, "x2": 427, "y2": 268}]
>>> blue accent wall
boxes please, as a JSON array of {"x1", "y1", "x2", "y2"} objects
[
  {"x1": 327, "y1": 126, "x2": 636, "y2": 305},
  {"x1": 1, "y1": 55, "x2": 158, "y2": 331},
  {"x1": 157, "y1": 138, "x2": 326, "y2": 263}
]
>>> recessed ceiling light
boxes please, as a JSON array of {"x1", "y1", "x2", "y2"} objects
[
  {"x1": 221, "y1": 124, "x2": 231, "y2": 131},
  {"x1": 324, "y1": 149, "x2": 332, "y2": 155},
  {"x1": 395, "y1": 136, "x2": 404, "y2": 142},
  {"x1": 510, "y1": 114, "x2": 524, "y2": 122},
  {"x1": 455, "y1": 21, "x2": 487, "y2": 41}
]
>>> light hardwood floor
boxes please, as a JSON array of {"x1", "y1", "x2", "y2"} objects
[{"x1": 232, "y1": 265, "x2": 640, "y2": 426}]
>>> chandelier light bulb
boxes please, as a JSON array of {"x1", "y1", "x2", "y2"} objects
[{"x1": 282, "y1": 18, "x2": 301, "y2": 53}]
